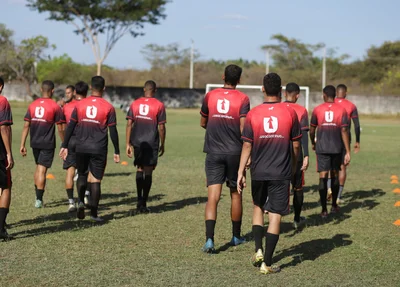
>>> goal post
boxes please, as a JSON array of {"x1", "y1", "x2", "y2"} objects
[{"x1": 205, "y1": 84, "x2": 310, "y2": 111}]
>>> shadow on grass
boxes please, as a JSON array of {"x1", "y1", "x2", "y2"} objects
[
  {"x1": 274, "y1": 233, "x2": 352, "y2": 269},
  {"x1": 103, "y1": 172, "x2": 133, "y2": 177}
]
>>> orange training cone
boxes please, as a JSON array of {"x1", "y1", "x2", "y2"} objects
[
  {"x1": 46, "y1": 174, "x2": 55, "y2": 179},
  {"x1": 390, "y1": 175, "x2": 399, "y2": 180},
  {"x1": 391, "y1": 179, "x2": 399, "y2": 184},
  {"x1": 393, "y1": 188, "x2": 400, "y2": 194},
  {"x1": 394, "y1": 201, "x2": 400, "y2": 207},
  {"x1": 121, "y1": 161, "x2": 128, "y2": 166},
  {"x1": 393, "y1": 220, "x2": 400, "y2": 226}
]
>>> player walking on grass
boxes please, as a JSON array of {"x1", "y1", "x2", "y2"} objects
[
  {"x1": 284, "y1": 83, "x2": 310, "y2": 229},
  {"x1": 60, "y1": 76, "x2": 120, "y2": 221},
  {"x1": 126, "y1": 80, "x2": 166, "y2": 214},
  {"x1": 333, "y1": 84, "x2": 361, "y2": 204},
  {"x1": 20, "y1": 80, "x2": 65, "y2": 208},
  {"x1": 200, "y1": 64, "x2": 250, "y2": 253},
  {"x1": 310, "y1": 85, "x2": 351, "y2": 218},
  {"x1": 0, "y1": 77, "x2": 14, "y2": 241},
  {"x1": 62, "y1": 82, "x2": 88, "y2": 212},
  {"x1": 238, "y1": 73, "x2": 301, "y2": 274}
]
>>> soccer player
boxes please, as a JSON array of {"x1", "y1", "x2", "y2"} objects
[
  {"x1": 0, "y1": 77, "x2": 14, "y2": 241},
  {"x1": 200, "y1": 64, "x2": 250, "y2": 253},
  {"x1": 310, "y1": 85, "x2": 351, "y2": 218},
  {"x1": 333, "y1": 84, "x2": 361, "y2": 203},
  {"x1": 126, "y1": 80, "x2": 166, "y2": 214},
  {"x1": 284, "y1": 83, "x2": 309, "y2": 229},
  {"x1": 62, "y1": 82, "x2": 88, "y2": 212},
  {"x1": 20, "y1": 80, "x2": 65, "y2": 208},
  {"x1": 237, "y1": 73, "x2": 301, "y2": 274},
  {"x1": 60, "y1": 76, "x2": 120, "y2": 221}
]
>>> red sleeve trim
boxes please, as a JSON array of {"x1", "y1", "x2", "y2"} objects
[
  {"x1": 126, "y1": 116, "x2": 134, "y2": 120},
  {"x1": 301, "y1": 126, "x2": 310, "y2": 131},
  {"x1": 239, "y1": 114, "x2": 248, "y2": 118},
  {"x1": 158, "y1": 120, "x2": 166, "y2": 124},
  {"x1": 24, "y1": 118, "x2": 31, "y2": 122},
  {"x1": 310, "y1": 123, "x2": 318, "y2": 127},
  {"x1": 70, "y1": 118, "x2": 77, "y2": 122},
  {"x1": 241, "y1": 136, "x2": 253, "y2": 142},
  {"x1": 0, "y1": 120, "x2": 13, "y2": 125},
  {"x1": 108, "y1": 122, "x2": 117, "y2": 127},
  {"x1": 292, "y1": 134, "x2": 303, "y2": 140},
  {"x1": 341, "y1": 124, "x2": 349, "y2": 127},
  {"x1": 200, "y1": 111, "x2": 208, "y2": 117}
]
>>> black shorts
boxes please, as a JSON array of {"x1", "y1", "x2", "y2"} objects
[
  {"x1": 134, "y1": 146, "x2": 158, "y2": 167},
  {"x1": 205, "y1": 153, "x2": 240, "y2": 189},
  {"x1": 76, "y1": 153, "x2": 107, "y2": 180},
  {"x1": 252, "y1": 180, "x2": 291, "y2": 216},
  {"x1": 0, "y1": 159, "x2": 12, "y2": 189},
  {"x1": 63, "y1": 137, "x2": 76, "y2": 170},
  {"x1": 32, "y1": 148, "x2": 55, "y2": 168},
  {"x1": 292, "y1": 161, "x2": 304, "y2": 190},
  {"x1": 316, "y1": 153, "x2": 342, "y2": 172}
]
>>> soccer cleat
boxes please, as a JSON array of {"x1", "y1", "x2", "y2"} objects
[
  {"x1": 68, "y1": 203, "x2": 76, "y2": 213},
  {"x1": 259, "y1": 262, "x2": 281, "y2": 274},
  {"x1": 0, "y1": 229, "x2": 13, "y2": 241},
  {"x1": 327, "y1": 188, "x2": 332, "y2": 201},
  {"x1": 251, "y1": 249, "x2": 264, "y2": 267},
  {"x1": 35, "y1": 199, "x2": 43, "y2": 208},
  {"x1": 293, "y1": 216, "x2": 306, "y2": 229},
  {"x1": 77, "y1": 202, "x2": 85, "y2": 220},
  {"x1": 139, "y1": 206, "x2": 151, "y2": 214},
  {"x1": 90, "y1": 216, "x2": 104, "y2": 223},
  {"x1": 73, "y1": 170, "x2": 78, "y2": 182},
  {"x1": 320, "y1": 211, "x2": 328, "y2": 218},
  {"x1": 331, "y1": 206, "x2": 340, "y2": 214},
  {"x1": 336, "y1": 198, "x2": 344, "y2": 205},
  {"x1": 229, "y1": 236, "x2": 246, "y2": 246},
  {"x1": 84, "y1": 194, "x2": 91, "y2": 207},
  {"x1": 201, "y1": 238, "x2": 215, "y2": 253}
]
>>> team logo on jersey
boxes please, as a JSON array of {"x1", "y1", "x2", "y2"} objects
[
  {"x1": 86, "y1": 106, "x2": 97, "y2": 119},
  {"x1": 325, "y1": 111, "x2": 334, "y2": 123},
  {"x1": 35, "y1": 107, "x2": 45, "y2": 118},
  {"x1": 217, "y1": 99, "x2": 230, "y2": 114},
  {"x1": 139, "y1": 104, "x2": 149, "y2": 116},
  {"x1": 264, "y1": 116, "x2": 278, "y2": 133}
]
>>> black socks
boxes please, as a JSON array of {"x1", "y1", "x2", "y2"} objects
[
  {"x1": 0, "y1": 208, "x2": 8, "y2": 232},
  {"x1": 136, "y1": 171, "x2": 144, "y2": 204},
  {"x1": 232, "y1": 220, "x2": 241, "y2": 239},
  {"x1": 265, "y1": 232, "x2": 279, "y2": 266},
  {"x1": 331, "y1": 177, "x2": 339, "y2": 208},
  {"x1": 319, "y1": 178, "x2": 328, "y2": 212},
  {"x1": 90, "y1": 183, "x2": 101, "y2": 218},
  {"x1": 66, "y1": 188, "x2": 74, "y2": 200},
  {"x1": 252, "y1": 225, "x2": 264, "y2": 252},
  {"x1": 36, "y1": 189, "x2": 44, "y2": 201},
  {"x1": 205, "y1": 220, "x2": 216, "y2": 241},
  {"x1": 293, "y1": 190, "x2": 304, "y2": 222},
  {"x1": 77, "y1": 175, "x2": 87, "y2": 203},
  {"x1": 143, "y1": 175, "x2": 152, "y2": 207}
]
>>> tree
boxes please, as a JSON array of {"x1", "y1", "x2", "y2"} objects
[
  {"x1": 0, "y1": 24, "x2": 54, "y2": 100},
  {"x1": 27, "y1": 0, "x2": 170, "y2": 75}
]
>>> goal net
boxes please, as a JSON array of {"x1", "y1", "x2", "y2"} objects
[{"x1": 205, "y1": 84, "x2": 310, "y2": 111}]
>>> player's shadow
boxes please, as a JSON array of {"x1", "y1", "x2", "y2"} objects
[
  {"x1": 214, "y1": 230, "x2": 253, "y2": 253},
  {"x1": 103, "y1": 172, "x2": 133, "y2": 177},
  {"x1": 274, "y1": 233, "x2": 352, "y2": 269},
  {"x1": 303, "y1": 184, "x2": 319, "y2": 194}
]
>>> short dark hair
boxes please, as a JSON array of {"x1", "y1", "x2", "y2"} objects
[
  {"x1": 323, "y1": 85, "x2": 336, "y2": 99},
  {"x1": 0, "y1": 77, "x2": 4, "y2": 87},
  {"x1": 91, "y1": 76, "x2": 105, "y2": 91},
  {"x1": 224, "y1": 64, "x2": 242, "y2": 86},
  {"x1": 75, "y1": 81, "x2": 89, "y2": 96},
  {"x1": 66, "y1": 85, "x2": 75, "y2": 92},
  {"x1": 286, "y1": 82, "x2": 300, "y2": 94},
  {"x1": 263, "y1": 73, "x2": 282, "y2": 96},
  {"x1": 42, "y1": 80, "x2": 55, "y2": 92},
  {"x1": 337, "y1": 84, "x2": 347, "y2": 92},
  {"x1": 144, "y1": 80, "x2": 157, "y2": 91}
]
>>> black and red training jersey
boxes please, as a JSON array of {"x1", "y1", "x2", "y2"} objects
[
  {"x1": 285, "y1": 101, "x2": 309, "y2": 160},
  {"x1": 70, "y1": 96, "x2": 117, "y2": 154},
  {"x1": 24, "y1": 98, "x2": 65, "y2": 149},
  {"x1": 126, "y1": 97, "x2": 166, "y2": 150},
  {"x1": 242, "y1": 102, "x2": 301, "y2": 181},
  {"x1": 201, "y1": 88, "x2": 250, "y2": 155},
  {"x1": 0, "y1": 96, "x2": 13, "y2": 160},
  {"x1": 310, "y1": 102, "x2": 349, "y2": 154}
]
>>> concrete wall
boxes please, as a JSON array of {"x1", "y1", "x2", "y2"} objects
[{"x1": 3, "y1": 84, "x2": 400, "y2": 115}]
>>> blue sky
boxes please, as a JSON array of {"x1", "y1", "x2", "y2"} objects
[{"x1": 3, "y1": 0, "x2": 400, "y2": 69}]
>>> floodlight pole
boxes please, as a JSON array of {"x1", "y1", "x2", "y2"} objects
[
  {"x1": 322, "y1": 47, "x2": 326, "y2": 89},
  {"x1": 189, "y1": 39, "x2": 194, "y2": 89},
  {"x1": 265, "y1": 49, "x2": 270, "y2": 74}
]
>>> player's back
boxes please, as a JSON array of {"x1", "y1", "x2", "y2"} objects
[
  {"x1": 127, "y1": 97, "x2": 166, "y2": 150},
  {"x1": 74, "y1": 96, "x2": 116, "y2": 154},
  {"x1": 311, "y1": 102, "x2": 348, "y2": 154},
  {"x1": 245, "y1": 102, "x2": 300, "y2": 180},
  {"x1": 0, "y1": 96, "x2": 12, "y2": 159},
  {"x1": 335, "y1": 98, "x2": 358, "y2": 128},
  {"x1": 202, "y1": 88, "x2": 250, "y2": 155},
  {"x1": 25, "y1": 98, "x2": 64, "y2": 149},
  {"x1": 63, "y1": 100, "x2": 78, "y2": 124}
]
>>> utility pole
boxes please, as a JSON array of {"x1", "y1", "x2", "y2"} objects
[
  {"x1": 265, "y1": 49, "x2": 270, "y2": 74},
  {"x1": 189, "y1": 39, "x2": 194, "y2": 89},
  {"x1": 322, "y1": 47, "x2": 326, "y2": 89}
]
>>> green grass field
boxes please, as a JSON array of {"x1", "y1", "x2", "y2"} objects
[{"x1": 1, "y1": 106, "x2": 400, "y2": 286}]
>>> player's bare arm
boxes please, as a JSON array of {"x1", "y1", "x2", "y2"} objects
[
  {"x1": 309, "y1": 126, "x2": 316, "y2": 151},
  {"x1": 341, "y1": 127, "x2": 351, "y2": 165},
  {"x1": 1, "y1": 125, "x2": 13, "y2": 170},
  {"x1": 200, "y1": 116, "x2": 208, "y2": 129},
  {"x1": 57, "y1": 123, "x2": 65, "y2": 143},
  {"x1": 20, "y1": 121, "x2": 30, "y2": 157},
  {"x1": 159, "y1": 123, "x2": 166, "y2": 157},
  {"x1": 237, "y1": 141, "x2": 251, "y2": 194},
  {"x1": 126, "y1": 119, "x2": 133, "y2": 158},
  {"x1": 292, "y1": 140, "x2": 301, "y2": 175}
]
